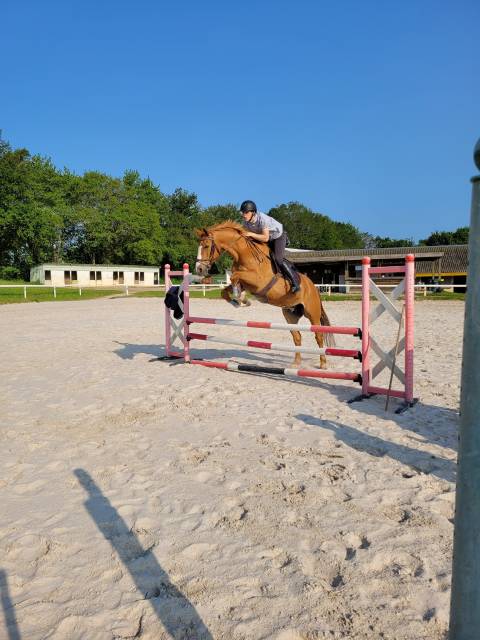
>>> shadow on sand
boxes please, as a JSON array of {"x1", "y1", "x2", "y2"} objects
[
  {"x1": 74, "y1": 469, "x2": 213, "y2": 639},
  {"x1": 296, "y1": 414, "x2": 456, "y2": 483},
  {"x1": 114, "y1": 342, "x2": 459, "y2": 452},
  {"x1": 0, "y1": 569, "x2": 21, "y2": 640}
]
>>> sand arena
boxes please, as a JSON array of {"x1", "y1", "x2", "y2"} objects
[{"x1": 0, "y1": 296, "x2": 460, "y2": 639}]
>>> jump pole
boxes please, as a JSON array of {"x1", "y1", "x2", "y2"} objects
[
  {"x1": 449, "y1": 139, "x2": 480, "y2": 640},
  {"x1": 163, "y1": 256, "x2": 415, "y2": 409},
  {"x1": 350, "y1": 253, "x2": 416, "y2": 412}
]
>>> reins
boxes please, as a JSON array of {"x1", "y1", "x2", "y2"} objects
[{"x1": 199, "y1": 226, "x2": 267, "y2": 270}]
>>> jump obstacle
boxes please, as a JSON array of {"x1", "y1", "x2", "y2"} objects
[{"x1": 163, "y1": 255, "x2": 416, "y2": 412}]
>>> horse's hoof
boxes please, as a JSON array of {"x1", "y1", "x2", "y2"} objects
[{"x1": 230, "y1": 300, "x2": 240, "y2": 307}]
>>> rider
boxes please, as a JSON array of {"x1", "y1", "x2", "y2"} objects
[{"x1": 239, "y1": 200, "x2": 301, "y2": 293}]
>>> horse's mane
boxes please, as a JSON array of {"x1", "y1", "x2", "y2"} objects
[
  {"x1": 208, "y1": 220, "x2": 268, "y2": 262},
  {"x1": 208, "y1": 220, "x2": 245, "y2": 234}
]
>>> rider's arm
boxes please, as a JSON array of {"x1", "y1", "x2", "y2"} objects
[{"x1": 245, "y1": 228, "x2": 269, "y2": 242}]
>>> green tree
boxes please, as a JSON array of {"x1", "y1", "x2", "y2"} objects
[
  {"x1": 420, "y1": 227, "x2": 469, "y2": 245},
  {"x1": 370, "y1": 235, "x2": 415, "y2": 248},
  {"x1": 269, "y1": 202, "x2": 363, "y2": 250}
]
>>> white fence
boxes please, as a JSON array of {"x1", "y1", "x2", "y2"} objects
[
  {"x1": 0, "y1": 282, "x2": 465, "y2": 300},
  {"x1": 316, "y1": 283, "x2": 466, "y2": 296},
  {"x1": 0, "y1": 282, "x2": 225, "y2": 299}
]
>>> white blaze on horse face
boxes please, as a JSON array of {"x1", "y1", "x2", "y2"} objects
[{"x1": 195, "y1": 243, "x2": 207, "y2": 275}]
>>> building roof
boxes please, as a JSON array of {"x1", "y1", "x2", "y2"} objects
[
  {"x1": 286, "y1": 244, "x2": 468, "y2": 274},
  {"x1": 32, "y1": 263, "x2": 159, "y2": 271}
]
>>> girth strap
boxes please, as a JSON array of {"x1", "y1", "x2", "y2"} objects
[{"x1": 254, "y1": 275, "x2": 279, "y2": 300}]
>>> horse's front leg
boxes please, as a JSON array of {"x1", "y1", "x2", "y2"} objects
[
  {"x1": 221, "y1": 283, "x2": 243, "y2": 307},
  {"x1": 238, "y1": 290, "x2": 251, "y2": 307}
]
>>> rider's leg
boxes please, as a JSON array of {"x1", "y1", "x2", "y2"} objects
[
  {"x1": 281, "y1": 261, "x2": 301, "y2": 293},
  {"x1": 272, "y1": 234, "x2": 301, "y2": 293}
]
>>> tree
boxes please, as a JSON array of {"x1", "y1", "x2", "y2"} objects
[
  {"x1": 269, "y1": 202, "x2": 363, "y2": 250},
  {"x1": 420, "y1": 227, "x2": 469, "y2": 246}
]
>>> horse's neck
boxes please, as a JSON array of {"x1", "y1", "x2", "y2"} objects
[
  {"x1": 215, "y1": 229, "x2": 270, "y2": 270},
  {"x1": 235, "y1": 237, "x2": 269, "y2": 269}
]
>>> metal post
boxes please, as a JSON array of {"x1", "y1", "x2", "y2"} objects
[{"x1": 449, "y1": 139, "x2": 480, "y2": 639}]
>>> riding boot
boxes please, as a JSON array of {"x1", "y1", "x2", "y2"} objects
[{"x1": 281, "y1": 261, "x2": 301, "y2": 293}]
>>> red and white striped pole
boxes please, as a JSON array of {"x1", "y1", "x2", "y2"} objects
[
  {"x1": 164, "y1": 264, "x2": 172, "y2": 357},
  {"x1": 404, "y1": 254, "x2": 415, "y2": 405},
  {"x1": 182, "y1": 263, "x2": 191, "y2": 363},
  {"x1": 361, "y1": 257, "x2": 371, "y2": 396}
]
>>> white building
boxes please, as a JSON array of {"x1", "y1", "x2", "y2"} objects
[{"x1": 30, "y1": 264, "x2": 160, "y2": 287}]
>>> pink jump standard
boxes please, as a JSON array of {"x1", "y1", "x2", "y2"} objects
[{"x1": 163, "y1": 255, "x2": 416, "y2": 413}]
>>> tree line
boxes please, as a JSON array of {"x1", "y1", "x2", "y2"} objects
[{"x1": 0, "y1": 137, "x2": 469, "y2": 280}]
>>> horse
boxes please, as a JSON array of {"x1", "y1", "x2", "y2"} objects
[{"x1": 195, "y1": 221, "x2": 334, "y2": 369}]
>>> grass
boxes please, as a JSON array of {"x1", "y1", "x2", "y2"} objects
[
  {"x1": 132, "y1": 288, "x2": 222, "y2": 299},
  {"x1": 0, "y1": 279, "x2": 29, "y2": 285},
  {"x1": 0, "y1": 284, "x2": 465, "y2": 305},
  {"x1": 0, "y1": 287, "x2": 119, "y2": 304}
]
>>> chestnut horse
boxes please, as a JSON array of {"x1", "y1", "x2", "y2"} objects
[{"x1": 195, "y1": 221, "x2": 334, "y2": 369}]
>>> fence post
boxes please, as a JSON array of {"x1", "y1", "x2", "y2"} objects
[
  {"x1": 361, "y1": 257, "x2": 371, "y2": 396},
  {"x1": 24, "y1": 286, "x2": 27, "y2": 299},
  {"x1": 53, "y1": 286, "x2": 56, "y2": 299},
  {"x1": 449, "y1": 139, "x2": 480, "y2": 639},
  {"x1": 182, "y1": 264, "x2": 191, "y2": 362}
]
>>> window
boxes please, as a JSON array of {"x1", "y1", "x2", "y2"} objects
[
  {"x1": 348, "y1": 264, "x2": 359, "y2": 278},
  {"x1": 96, "y1": 271, "x2": 102, "y2": 281},
  {"x1": 113, "y1": 271, "x2": 124, "y2": 284},
  {"x1": 71, "y1": 271, "x2": 78, "y2": 282},
  {"x1": 134, "y1": 271, "x2": 145, "y2": 284},
  {"x1": 64, "y1": 270, "x2": 72, "y2": 285},
  {"x1": 44, "y1": 270, "x2": 51, "y2": 282},
  {"x1": 154, "y1": 272, "x2": 159, "y2": 285},
  {"x1": 90, "y1": 271, "x2": 96, "y2": 281}
]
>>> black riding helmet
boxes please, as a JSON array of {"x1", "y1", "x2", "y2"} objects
[{"x1": 240, "y1": 200, "x2": 257, "y2": 213}]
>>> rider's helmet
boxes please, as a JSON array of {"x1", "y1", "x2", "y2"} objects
[{"x1": 240, "y1": 200, "x2": 257, "y2": 213}]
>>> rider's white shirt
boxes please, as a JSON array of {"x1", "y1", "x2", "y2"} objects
[{"x1": 242, "y1": 211, "x2": 283, "y2": 240}]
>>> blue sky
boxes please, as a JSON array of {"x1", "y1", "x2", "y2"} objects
[{"x1": 1, "y1": 0, "x2": 478, "y2": 241}]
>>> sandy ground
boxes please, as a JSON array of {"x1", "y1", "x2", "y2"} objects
[{"x1": 0, "y1": 296, "x2": 461, "y2": 640}]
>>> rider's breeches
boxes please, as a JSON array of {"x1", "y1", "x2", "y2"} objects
[{"x1": 268, "y1": 232, "x2": 287, "y2": 269}]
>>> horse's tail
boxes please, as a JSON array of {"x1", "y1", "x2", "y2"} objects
[{"x1": 320, "y1": 299, "x2": 336, "y2": 347}]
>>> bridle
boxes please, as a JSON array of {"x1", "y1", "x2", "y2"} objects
[{"x1": 196, "y1": 234, "x2": 218, "y2": 273}]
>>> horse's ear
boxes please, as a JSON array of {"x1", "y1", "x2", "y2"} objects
[{"x1": 194, "y1": 228, "x2": 206, "y2": 239}]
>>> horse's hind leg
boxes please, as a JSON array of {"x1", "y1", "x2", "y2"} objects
[
  {"x1": 282, "y1": 308, "x2": 302, "y2": 367},
  {"x1": 302, "y1": 286, "x2": 328, "y2": 370}
]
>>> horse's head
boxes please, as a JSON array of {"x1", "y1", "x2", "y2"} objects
[{"x1": 194, "y1": 228, "x2": 221, "y2": 276}]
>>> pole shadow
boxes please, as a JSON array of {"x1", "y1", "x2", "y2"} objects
[
  {"x1": 74, "y1": 469, "x2": 213, "y2": 639},
  {"x1": 114, "y1": 343, "x2": 458, "y2": 452},
  {"x1": 114, "y1": 340, "x2": 298, "y2": 366},
  {"x1": 0, "y1": 570, "x2": 21, "y2": 640},
  {"x1": 295, "y1": 415, "x2": 456, "y2": 483}
]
